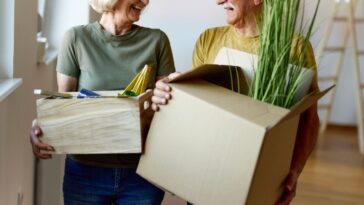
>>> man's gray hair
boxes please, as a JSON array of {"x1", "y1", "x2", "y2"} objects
[{"x1": 89, "y1": 0, "x2": 119, "y2": 13}]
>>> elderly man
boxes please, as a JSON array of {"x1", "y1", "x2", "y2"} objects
[{"x1": 152, "y1": 0, "x2": 319, "y2": 204}]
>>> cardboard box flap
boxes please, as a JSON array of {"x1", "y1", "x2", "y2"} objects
[
  {"x1": 170, "y1": 64, "x2": 249, "y2": 94},
  {"x1": 171, "y1": 79, "x2": 290, "y2": 129},
  {"x1": 273, "y1": 85, "x2": 335, "y2": 127},
  {"x1": 138, "y1": 90, "x2": 155, "y2": 153}
]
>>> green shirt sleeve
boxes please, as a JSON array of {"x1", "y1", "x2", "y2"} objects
[
  {"x1": 56, "y1": 28, "x2": 80, "y2": 78},
  {"x1": 157, "y1": 31, "x2": 176, "y2": 76}
]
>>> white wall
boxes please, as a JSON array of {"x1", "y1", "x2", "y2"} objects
[
  {"x1": 307, "y1": 0, "x2": 364, "y2": 125},
  {"x1": 0, "y1": 0, "x2": 38, "y2": 204},
  {"x1": 0, "y1": 0, "x2": 14, "y2": 78},
  {"x1": 139, "y1": 0, "x2": 364, "y2": 126},
  {"x1": 0, "y1": 0, "x2": 85, "y2": 204},
  {"x1": 42, "y1": 0, "x2": 90, "y2": 50},
  {"x1": 139, "y1": 0, "x2": 226, "y2": 71},
  {"x1": 36, "y1": 2, "x2": 91, "y2": 205}
]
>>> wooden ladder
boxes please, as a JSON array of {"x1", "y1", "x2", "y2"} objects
[{"x1": 316, "y1": 0, "x2": 364, "y2": 153}]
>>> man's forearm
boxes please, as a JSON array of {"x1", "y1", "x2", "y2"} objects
[{"x1": 291, "y1": 103, "x2": 320, "y2": 174}]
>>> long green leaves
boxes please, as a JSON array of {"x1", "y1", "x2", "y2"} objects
[{"x1": 249, "y1": 0, "x2": 321, "y2": 108}]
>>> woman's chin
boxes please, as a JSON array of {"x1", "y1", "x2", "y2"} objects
[{"x1": 128, "y1": 15, "x2": 141, "y2": 23}]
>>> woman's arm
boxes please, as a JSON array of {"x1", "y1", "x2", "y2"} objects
[{"x1": 57, "y1": 73, "x2": 78, "y2": 92}]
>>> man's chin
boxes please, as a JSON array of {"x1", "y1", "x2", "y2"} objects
[{"x1": 226, "y1": 19, "x2": 236, "y2": 27}]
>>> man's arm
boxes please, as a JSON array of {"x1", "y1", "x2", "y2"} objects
[
  {"x1": 277, "y1": 103, "x2": 319, "y2": 205},
  {"x1": 292, "y1": 103, "x2": 319, "y2": 175},
  {"x1": 277, "y1": 38, "x2": 320, "y2": 205}
]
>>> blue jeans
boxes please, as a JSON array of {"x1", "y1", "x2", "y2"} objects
[{"x1": 63, "y1": 157, "x2": 164, "y2": 205}]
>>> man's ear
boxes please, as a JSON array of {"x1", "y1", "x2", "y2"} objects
[{"x1": 254, "y1": 0, "x2": 263, "y2": 6}]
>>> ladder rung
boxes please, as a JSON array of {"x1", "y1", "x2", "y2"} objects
[
  {"x1": 334, "y1": 17, "x2": 364, "y2": 23},
  {"x1": 324, "y1": 47, "x2": 345, "y2": 52},
  {"x1": 357, "y1": 51, "x2": 364, "y2": 55},
  {"x1": 361, "y1": 84, "x2": 364, "y2": 89},
  {"x1": 319, "y1": 76, "x2": 337, "y2": 82},
  {"x1": 319, "y1": 104, "x2": 332, "y2": 110}
]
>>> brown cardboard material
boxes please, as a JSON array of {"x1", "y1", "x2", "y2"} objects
[
  {"x1": 36, "y1": 90, "x2": 153, "y2": 154},
  {"x1": 137, "y1": 64, "x2": 333, "y2": 205}
]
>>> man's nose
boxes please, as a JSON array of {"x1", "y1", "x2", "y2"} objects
[{"x1": 216, "y1": 0, "x2": 227, "y2": 5}]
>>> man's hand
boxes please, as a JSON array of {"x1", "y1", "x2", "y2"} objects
[
  {"x1": 276, "y1": 170, "x2": 299, "y2": 205},
  {"x1": 276, "y1": 102, "x2": 319, "y2": 204},
  {"x1": 152, "y1": 72, "x2": 181, "y2": 111},
  {"x1": 30, "y1": 119, "x2": 54, "y2": 159}
]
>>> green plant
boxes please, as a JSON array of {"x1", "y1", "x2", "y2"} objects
[{"x1": 249, "y1": 0, "x2": 321, "y2": 108}]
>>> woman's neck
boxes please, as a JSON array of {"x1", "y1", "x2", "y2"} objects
[{"x1": 99, "y1": 12, "x2": 133, "y2": 36}]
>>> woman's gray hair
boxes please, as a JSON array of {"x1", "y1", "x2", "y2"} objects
[{"x1": 89, "y1": 0, "x2": 120, "y2": 13}]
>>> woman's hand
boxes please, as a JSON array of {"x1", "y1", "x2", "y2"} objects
[
  {"x1": 30, "y1": 119, "x2": 54, "y2": 159},
  {"x1": 152, "y1": 72, "x2": 181, "y2": 111}
]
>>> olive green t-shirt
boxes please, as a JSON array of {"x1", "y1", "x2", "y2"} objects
[
  {"x1": 192, "y1": 26, "x2": 319, "y2": 92},
  {"x1": 56, "y1": 22, "x2": 175, "y2": 168}
]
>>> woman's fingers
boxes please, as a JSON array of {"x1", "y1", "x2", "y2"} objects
[
  {"x1": 30, "y1": 136, "x2": 53, "y2": 159},
  {"x1": 30, "y1": 121, "x2": 54, "y2": 159},
  {"x1": 32, "y1": 143, "x2": 52, "y2": 159}
]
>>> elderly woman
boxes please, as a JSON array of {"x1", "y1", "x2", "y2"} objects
[
  {"x1": 152, "y1": 0, "x2": 319, "y2": 205},
  {"x1": 30, "y1": 0, "x2": 175, "y2": 204}
]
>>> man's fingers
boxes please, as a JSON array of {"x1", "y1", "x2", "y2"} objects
[
  {"x1": 152, "y1": 96, "x2": 168, "y2": 105},
  {"x1": 276, "y1": 188, "x2": 296, "y2": 205},
  {"x1": 286, "y1": 171, "x2": 299, "y2": 191},
  {"x1": 156, "y1": 80, "x2": 171, "y2": 92},
  {"x1": 153, "y1": 88, "x2": 171, "y2": 99},
  {"x1": 152, "y1": 103, "x2": 160, "y2": 112},
  {"x1": 152, "y1": 72, "x2": 179, "y2": 111},
  {"x1": 167, "y1": 72, "x2": 182, "y2": 81},
  {"x1": 276, "y1": 171, "x2": 298, "y2": 205}
]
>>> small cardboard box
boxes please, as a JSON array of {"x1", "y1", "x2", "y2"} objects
[
  {"x1": 137, "y1": 65, "x2": 331, "y2": 205},
  {"x1": 36, "y1": 91, "x2": 154, "y2": 154}
]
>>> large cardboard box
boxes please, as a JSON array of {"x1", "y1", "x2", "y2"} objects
[
  {"x1": 137, "y1": 65, "x2": 331, "y2": 205},
  {"x1": 36, "y1": 91, "x2": 154, "y2": 154}
]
